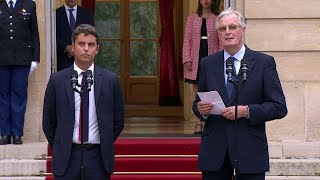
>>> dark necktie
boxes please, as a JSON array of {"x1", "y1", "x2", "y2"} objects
[
  {"x1": 79, "y1": 72, "x2": 89, "y2": 142},
  {"x1": 9, "y1": 0, "x2": 14, "y2": 8},
  {"x1": 226, "y1": 57, "x2": 237, "y2": 99},
  {"x1": 68, "y1": 8, "x2": 76, "y2": 31}
]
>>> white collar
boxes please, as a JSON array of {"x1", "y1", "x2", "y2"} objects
[
  {"x1": 74, "y1": 63, "x2": 94, "y2": 76},
  {"x1": 6, "y1": 0, "x2": 17, "y2": 6},
  {"x1": 64, "y1": 4, "x2": 78, "y2": 11},
  {"x1": 224, "y1": 44, "x2": 246, "y2": 62}
]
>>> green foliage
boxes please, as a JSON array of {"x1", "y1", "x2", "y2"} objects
[
  {"x1": 130, "y1": 41, "x2": 157, "y2": 76},
  {"x1": 95, "y1": 2, "x2": 120, "y2": 38},
  {"x1": 95, "y1": 41, "x2": 120, "y2": 75},
  {"x1": 130, "y1": 2, "x2": 157, "y2": 38},
  {"x1": 94, "y1": 1, "x2": 158, "y2": 77}
]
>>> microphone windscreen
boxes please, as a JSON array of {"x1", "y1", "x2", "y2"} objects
[
  {"x1": 85, "y1": 70, "x2": 93, "y2": 78},
  {"x1": 241, "y1": 58, "x2": 248, "y2": 65},
  {"x1": 226, "y1": 58, "x2": 234, "y2": 67},
  {"x1": 71, "y1": 70, "x2": 78, "y2": 78}
]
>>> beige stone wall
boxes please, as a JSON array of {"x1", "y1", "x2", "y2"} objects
[
  {"x1": 24, "y1": 0, "x2": 49, "y2": 142},
  {"x1": 244, "y1": 0, "x2": 320, "y2": 142}
]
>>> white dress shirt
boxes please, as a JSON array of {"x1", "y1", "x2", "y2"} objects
[
  {"x1": 6, "y1": 0, "x2": 17, "y2": 8},
  {"x1": 224, "y1": 44, "x2": 246, "y2": 85},
  {"x1": 73, "y1": 63, "x2": 100, "y2": 144}
]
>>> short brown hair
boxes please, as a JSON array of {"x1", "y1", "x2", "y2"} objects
[{"x1": 72, "y1": 24, "x2": 100, "y2": 45}]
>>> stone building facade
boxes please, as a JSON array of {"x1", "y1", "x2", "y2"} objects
[{"x1": 25, "y1": 0, "x2": 320, "y2": 149}]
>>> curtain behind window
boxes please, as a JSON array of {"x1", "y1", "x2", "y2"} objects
[
  {"x1": 159, "y1": 0, "x2": 181, "y2": 106},
  {"x1": 82, "y1": 0, "x2": 95, "y2": 13}
]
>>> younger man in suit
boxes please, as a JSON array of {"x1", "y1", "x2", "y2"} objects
[
  {"x1": 56, "y1": 0, "x2": 95, "y2": 71},
  {"x1": 193, "y1": 10, "x2": 287, "y2": 180},
  {"x1": 43, "y1": 24, "x2": 124, "y2": 180}
]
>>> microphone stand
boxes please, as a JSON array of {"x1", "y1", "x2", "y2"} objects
[
  {"x1": 230, "y1": 72, "x2": 247, "y2": 180},
  {"x1": 229, "y1": 76, "x2": 239, "y2": 180},
  {"x1": 72, "y1": 82, "x2": 88, "y2": 180}
]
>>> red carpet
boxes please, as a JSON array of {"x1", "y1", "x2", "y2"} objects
[
  {"x1": 46, "y1": 174, "x2": 201, "y2": 180},
  {"x1": 46, "y1": 138, "x2": 201, "y2": 180}
]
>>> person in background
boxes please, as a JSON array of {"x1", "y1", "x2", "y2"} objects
[
  {"x1": 43, "y1": 24, "x2": 124, "y2": 180},
  {"x1": 183, "y1": 0, "x2": 221, "y2": 134},
  {"x1": 56, "y1": 0, "x2": 95, "y2": 71},
  {"x1": 0, "y1": 0, "x2": 40, "y2": 145},
  {"x1": 193, "y1": 9, "x2": 287, "y2": 179}
]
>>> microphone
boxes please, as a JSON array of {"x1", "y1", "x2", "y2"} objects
[
  {"x1": 240, "y1": 58, "x2": 249, "y2": 81},
  {"x1": 226, "y1": 57, "x2": 234, "y2": 82},
  {"x1": 85, "y1": 70, "x2": 93, "y2": 91},
  {"x1": 70, "y1": 70, "x2": 78, "y2": 90}
]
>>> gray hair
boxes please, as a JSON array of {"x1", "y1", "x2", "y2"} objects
[
  {"x1": 215, "y1": 9, "x2": 246, "y2": 29},
  {"x1": 72, "y1": 24, "x2": 100, "y2": 45}
]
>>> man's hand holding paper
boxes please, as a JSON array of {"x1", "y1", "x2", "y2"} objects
[
  {"x1": 197, "y1": 91, "x2": 226, "y2": 115},
  {"x1": 198, "y1": 101, "x2": 214, "y2": 116}
]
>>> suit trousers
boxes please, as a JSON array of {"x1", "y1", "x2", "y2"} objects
[
  {"x1": 202, "y1": 150, "x2": 265, "y2": 180},
  {"x1": 54, "y1": 145, "x2": 110, "y2": 180},
  {"x1": 0, "y1": 65, "x2": 29, "y2": 136}
]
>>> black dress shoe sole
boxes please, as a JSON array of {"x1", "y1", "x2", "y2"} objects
[
  {"x1": 13, "y1": 137, "x2": 23, "y2": 145},
  {"x1": 0, "y1": 136, "x2": 12, "y2": 145}
]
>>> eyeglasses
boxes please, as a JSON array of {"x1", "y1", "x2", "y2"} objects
[{"x1": 217, "y1": 24, "x2": 242, "y2": 32}]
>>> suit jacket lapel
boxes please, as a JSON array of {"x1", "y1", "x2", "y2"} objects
[
  {"x1": 215, "y1": 52, "x2": 229, "y2": 105},
  {"x1": 94, "y1": 65, "x2": 102, "y2": 106},
  {"x1": 75, "y1": 6, "x2": 81, "y2": 27},
  {"x1": 65, "y1": 66, "x2": 75, "y2": 112},
  {"x1": 14, "y1": 0, "x2": 23, "y2": 12},
  {"x1": 237, "y1": 48, "x2": 256, "y2": 94},
  {"x1": 61, "y1": 8, "x2": 73, "y2": 31},
  {"x1": 227, "y1": 47, "x2": 257, "y2": 104}
]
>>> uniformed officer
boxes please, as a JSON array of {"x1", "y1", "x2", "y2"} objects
[{"x1": 0, "y1": 0, "x2": 40, "y2": 145}]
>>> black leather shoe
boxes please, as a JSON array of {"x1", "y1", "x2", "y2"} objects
[
  {"x1": 13, "y1": 136, "x2": 23, "y2": 145},
  {"x1": 0, "y1": 136, "x2": 12, "y2": 145}
]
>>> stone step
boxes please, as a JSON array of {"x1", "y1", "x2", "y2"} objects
[
  {"x1": 0, "y1": 142, "x2": 47, "y2": 160},
  {"x1": 0, "y1": 159, "x2": 46, "y2": 176},
  {"x1": 0, "y1": 177, "x2": 45, "y2": 180},
  {"x1": 1, "y1": 141, "x2": 319, "y2": 160},
  {"x1": 0, "y1": 158, "x2": 319, "y2": 177},
  {"x1": 1, "y1": 176, "x2": 320, "y2": 180},
  {"x1": 0, "y1": 141, "x2": 319, "y2": 178},
  {"x1": 266, "y1": 177, "x2": 320, "y2": 180}
]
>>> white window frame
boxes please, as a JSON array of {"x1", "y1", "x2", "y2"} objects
[{"x1": 45, "y1": 0, "x2": 57, "y2": 75}]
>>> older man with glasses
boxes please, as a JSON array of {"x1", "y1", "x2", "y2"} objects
[{"x1": 193, "y1": 9, "x2": 287, "y2": 180}]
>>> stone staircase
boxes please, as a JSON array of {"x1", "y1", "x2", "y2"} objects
[
  {"x1": 0, "y1": 141, "x2": 319, "y2": 180},
  {"x1": 0, "y1": 142, "x2": 47, "y2": 180}
]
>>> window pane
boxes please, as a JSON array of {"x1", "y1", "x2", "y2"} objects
[
  {"x1": 130, "y1": 41, "x2": 157, "y2": 76},
  {"x1": 95, "y1": 41, "x2": 120, "y2": 75},
  {"x1": 130, "y1": 2, "x2": 157, "y2": 38},
  {"x1": 95, "y1": 2, "x2": 120, "y2": 38}
]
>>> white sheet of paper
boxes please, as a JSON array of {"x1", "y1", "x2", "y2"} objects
[{"x1": 197, "y1": 91, "x2": 226, "y2": 115}]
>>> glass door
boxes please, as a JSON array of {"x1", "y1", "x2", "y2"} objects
[{"x1": 95, "y1": 0, "x2": 159, "y2": 104}]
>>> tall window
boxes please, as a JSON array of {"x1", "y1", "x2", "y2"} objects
[
  {"x1": 94, "y1": 0, "x2": 159, "y2": 104},
  {"x1": 94, "y1": 0, "x2": 158, "y2": 77}
]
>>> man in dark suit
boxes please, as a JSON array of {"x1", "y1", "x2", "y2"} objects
[
  {"x1": 43, "y1": 24, "x2": 124, "y2": 180},
  {"x1": 0, "y1": 0, "x2": 40, "y2": 145},
  {"x1": 193, "y1": 10, "x2": 287, "y2": 180},
  {"x1": 56, "y1": 0, "x2": 95, "y2": 71}
]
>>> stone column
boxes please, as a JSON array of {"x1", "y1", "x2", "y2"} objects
[
  {"x1": 183, "y1": 0, "x2": 198, "y2": 122},
  {"x1": 24, "y1": 0, "x2": 51, "y2": 142}
]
